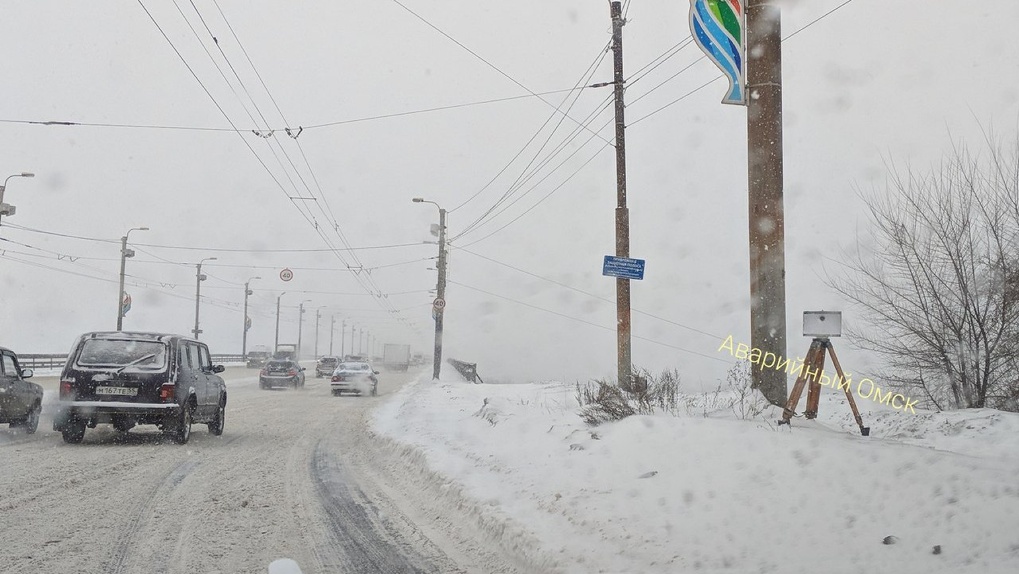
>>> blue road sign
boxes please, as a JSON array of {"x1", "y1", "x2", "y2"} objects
[{"x1": 602, "y1": 256, "x2": 645, "y2": 280}]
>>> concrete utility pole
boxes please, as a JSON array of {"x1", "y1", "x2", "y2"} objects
[
  {"x1": 746, "y1": 0, "x2": 787, "y2": 405},
  {"x1": 610, "y1": 1, "x2": 632, "y2": 389},
  {"x1": 413, "y1": 197, "x2": 447, "y2": 380},
  {"x1": 329, "y1": 314, "x2": 336, "y2": 355},
  {"x1": 314, "y1": 308, "x2": 322, "y2": 358},
  {"x1": 275, "y1": 292, "x2": 286, "y2": 349},
  {"x1": 242, "y1": 276, "x2": 261, "y2": 358},
  {"x1": 297, "y1": 301, "x2": 309, "y2": 360},
  {"x1": 192, "y1": 257, "x2": 217, "y2": 339},
  {"x1": 341, "y1": 319, "x2": 347, "y2": 357},
  {"x1": 116, "y1": 226, "x2": 148, "y2": 330}
]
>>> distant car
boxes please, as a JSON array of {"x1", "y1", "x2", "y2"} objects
[
  {"x1": 53, "y1": 332, "x2": 227, "y2": 445},
  {"x1": 246, "y1": 350, "x2": 270, "y2": 369},
  {"x1": 315, "y1": 356, "x2": 339, "y2": 378},
  {"x1": 260, "y1": 359, "x2": 306, "y2": 389},
  {"x1": 0, "y1": 347, "x2": 43, "y2": 434},
  {"x1": 330, "y1": 361, "x2": 378, "y2": 396}
]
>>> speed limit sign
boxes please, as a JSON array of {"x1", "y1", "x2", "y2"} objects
[
  {"x1": 279, "y1": 268, "x2": 294, "y2": 282},
  {"x1": 432, "y1": 297, "x2": 446, "y2": 310}
]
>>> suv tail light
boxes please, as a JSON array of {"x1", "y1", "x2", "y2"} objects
[
  {"x1": 59, "y1": 378, "x2": 75, "y2": 399},
  {"x1": 159, "y1": 383, "x2": 175, "y2": 402},
  {"x1": 288, "y1": 369, "x2": 297, "y2": 376},
  {"x1": 331, "y1": 375, "x2": 340, "y2": 382}
]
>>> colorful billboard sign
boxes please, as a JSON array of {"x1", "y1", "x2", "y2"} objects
[{"x1": 689, "y1": 0, "x2": 746, "y2": 105}]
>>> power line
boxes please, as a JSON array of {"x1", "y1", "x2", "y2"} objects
[
  {"x1": 2, "y1": 223, "x2": 431, "y2": 252},
  {"x1": 450, "y1": 280, "x2": 731, "y2": 364},
  {"x1": 454, "y1": 247, "x2": 725, "y2": 340},
  {"x1": 389, "y1": 0, "x2": 611, "y2": 146}
]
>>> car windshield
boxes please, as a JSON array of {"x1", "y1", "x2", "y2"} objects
[
  {"x1": 76, "y1": 339, "x2": 167, "y2": 369},
  {"x1": 338, "y1": 362, "x2": 369, "y2": 372}
]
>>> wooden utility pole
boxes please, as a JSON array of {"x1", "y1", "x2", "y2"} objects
[
  {"x1": 746, "y1": 0, "x2": 787, "y2": 405},
  {"x1": 610, "y1": 1, "x2": 632, "y2": 388}
]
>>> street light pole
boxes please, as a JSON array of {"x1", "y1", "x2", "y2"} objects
[
  {"x1": 413, "y1": 197, "x2": 447, "y2": 380},
  {"x1": 0, "y1": 172, "x2": 34, "y2": 227},
  {"x1": 116, "y1": 226, "x2": 149, "y2": 330},
  {"x1": 275, "y1": 292, "x2": 286, "y2": 350},
  {"x1": 297, "y1": 300, "x2": 310, "y2": 360},
  {"x1": 193, "y1": 257, "x2": 218, "y2": 339},
  {"x1": 314, "y1": 307, "x2": 323, "y2": 358},
  {"x1": 342, "y1": 320, "x2": 348, "y2": 357},
  {"x1": 329, "y1": 314, "x2": 336, "y2": 355},
  {"x1": 242, "y1": 276, "x2": 261, "y2": 359}
]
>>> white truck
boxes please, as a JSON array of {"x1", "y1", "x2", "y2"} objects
[{"x1": 382, "y1": 344, "x2": 411, "y2": 371}]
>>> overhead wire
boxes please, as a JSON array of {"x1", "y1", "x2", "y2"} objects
[
  {"x1": 452, "y1": 38, "x2": 614, "y2": 235},
  {"x1": 389, "y1": 0, "x2": 611, "y2": 146},
  {"x1": 450, "y1": 279, "x2": 731, "y2": 364}
]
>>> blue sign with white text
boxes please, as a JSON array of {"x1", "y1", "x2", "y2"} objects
[{"x1": 602, "y1": 256, "x2": 645, "y2": 280}]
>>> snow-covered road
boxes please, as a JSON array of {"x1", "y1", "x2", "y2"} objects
[{"x1": 0, "y1": 367, "x2": 519, "y2": 573}]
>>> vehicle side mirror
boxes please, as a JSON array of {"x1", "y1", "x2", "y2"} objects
[
  {"x1": 21, "y1": 368, "x2": 34, "y2": 379},
  {"x1": 300, "y1": 367, "x2": 306, "y2": 371},
  {"x1": 212, "y1": 365, "x2": 225, "y2": 373},
  {"x1": 374, "y1": 370, "x2": 380, "y2": 375}
]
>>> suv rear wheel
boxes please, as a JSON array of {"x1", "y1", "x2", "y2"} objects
[
  {"x1": 169, "y1": 403, "x2": 193, "y2": 445},
  {"x1": 62, "y1": 420, "x2": 86, "y2": 444}
]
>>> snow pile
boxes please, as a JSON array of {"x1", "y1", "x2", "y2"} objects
[{"x1": 373, "y1": 377, "x2": 1019, "y2": 574}]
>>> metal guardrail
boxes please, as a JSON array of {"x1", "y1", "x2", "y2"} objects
[
  {"x1": 447, "y1": 358, "x2": 483, "y2": 384},
  {"x1": 17, "y1": 353, "x2": 247, "y2": 370}
]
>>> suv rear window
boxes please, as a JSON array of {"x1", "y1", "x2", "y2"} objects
[
  {"x1": 266, "y1": 361, "x2": 293, "y2": 369},
  {"x1": 77, "y1": 339, "x2": 167, "y2": 369}
]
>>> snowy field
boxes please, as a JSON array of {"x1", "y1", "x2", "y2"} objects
[{"x1": 373, "y1": 376, "x2": 1019, "y2": 574}]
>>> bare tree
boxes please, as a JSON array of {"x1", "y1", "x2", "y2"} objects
[{"x1": 828, "y1": 132, "x2": 1019, "y2": 411}]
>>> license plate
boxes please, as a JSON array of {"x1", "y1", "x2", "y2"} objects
[{"x1": 96, "y1": 386, "x2": 137, "y2": 396}]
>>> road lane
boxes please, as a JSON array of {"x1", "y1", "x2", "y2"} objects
[{"x1": 0, "y1": 365, "x2": 515, "y2": 573}]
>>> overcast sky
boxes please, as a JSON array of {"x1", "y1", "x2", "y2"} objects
[{"x1": 1, "y1": 0, "x2": 1017, "y2": 386}]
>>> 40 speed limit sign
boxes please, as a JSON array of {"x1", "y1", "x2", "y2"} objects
[
  {"x1": 432, "y1": 297, "x2": 446, "y2": 310},
  {"x1": 279, "y1": 268, "x2": 294, "y2": 282}
]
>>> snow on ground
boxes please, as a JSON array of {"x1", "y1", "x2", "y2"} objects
[{"x1": 373, "y1": 375, "x2": 1019, "y2": 574}]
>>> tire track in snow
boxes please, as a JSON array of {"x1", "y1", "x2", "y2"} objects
[
  {"x1": 310, "y1": 439, "x2": 435, "y2": 573},
  {"x1": 106, "y1": 459, "x2": 201, "y2": 574}
]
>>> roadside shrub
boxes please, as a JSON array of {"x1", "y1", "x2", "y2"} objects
[{"x1": 576, "y1": 367, "x2": 682, "y2": 425}]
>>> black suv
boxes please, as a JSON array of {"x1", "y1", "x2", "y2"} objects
[
  {"x1": 53, "y1": 332, "x2": 227, "y2": 445},
  {"x1": 0, "y1": 347, "x2": 43, "y2": 434}
]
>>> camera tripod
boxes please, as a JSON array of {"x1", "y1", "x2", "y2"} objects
[{"x1": 777, "y1": 337, "x2": 870, "y2": 436}]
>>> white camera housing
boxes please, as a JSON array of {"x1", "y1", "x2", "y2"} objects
[{"x1": 803, "y1": 311, "x2": 842, "y2": 338}]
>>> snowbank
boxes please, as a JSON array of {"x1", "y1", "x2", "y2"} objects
[{"x1": 373, "y1": 377, "x2": 1019, "y2": 574}]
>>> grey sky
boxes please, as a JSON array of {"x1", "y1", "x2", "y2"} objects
[{"x1": 1, "y1": 0, "x2": 1017, "y2": 386}]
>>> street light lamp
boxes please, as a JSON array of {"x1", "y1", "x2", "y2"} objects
[
  {"x1": 242, "y1": 276, "x2": 262, "y2": 359},
  {"x1": 0, "y1": 172, "x2": 35, "y2": 225},
  {"x1": 412, "y1": 197, "x2": 447, "y2": 380},
  {"x1": 275, "y1": 291, "x2": 287, "y2": 350},
  {"x1": 192, "y1": 257, "x2": 218, "y2": 339},
  {"x1": 116, "y1": 226, "x2": 149, "y2": 330}
]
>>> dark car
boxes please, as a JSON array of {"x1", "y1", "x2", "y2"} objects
[
  {"x1": 0, "y1": 347, "x2": 43, "y2": 434},
  {"x1": 246, "y1": 350, "x2": 270, "y2": 369},
  {"x1": 259, "y1": 359, "x2": 305, "y2": 389},
  {"x1": 315, "y1": 356, "x2": 339, "y2": 378},
  {"x1": 330, "y1": 361, "x2": 378, "y2": 396},
  {"x1": 52, "y1": 332, "x2": 227, "y2": 445}
]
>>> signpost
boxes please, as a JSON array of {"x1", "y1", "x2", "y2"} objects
[
  {"x1": 602, "y1": 256, "x2": 646, "y2": 280},
  {"x1": 121, "y1": 292, "x2": 132, "y2": 316}
]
